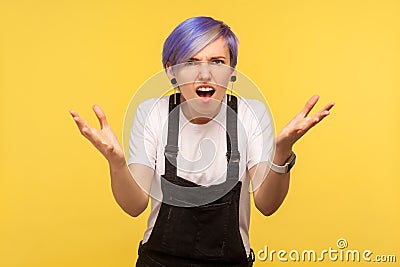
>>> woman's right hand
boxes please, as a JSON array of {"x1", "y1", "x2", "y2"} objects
[{"x1": 69, "y1": 105, "x2": 125, "y2": 166}]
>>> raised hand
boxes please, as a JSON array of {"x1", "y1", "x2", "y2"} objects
[
  {"x1": 276, "y1": 95, "x2": 335, "y2": 153},
  {"x1": 69, "y1": 105, "x2": 125, "y2": 166}
]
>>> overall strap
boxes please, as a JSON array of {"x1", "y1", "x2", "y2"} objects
[
  {"x1": 164, "y1": 93, "x2": 180, "y2": 182},
  {"x1": 226, "y1": 95, "x2": 240, "y2": 181}
]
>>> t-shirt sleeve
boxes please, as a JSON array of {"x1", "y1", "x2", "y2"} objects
[
  {"x1": 127, "y1": 99, "x2": 158, "y2": 169},
  {"x1": 246, "y1": 100, "x2": 275, "y2": 170}
]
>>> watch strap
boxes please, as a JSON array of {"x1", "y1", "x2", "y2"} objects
[{"x1": 270, "y1": 152, "x2": 296, "y2": 174}]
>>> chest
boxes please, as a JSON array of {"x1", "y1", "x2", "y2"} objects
[{"x1": 155, "y1": 119, "x2": 248, "y2": 185}]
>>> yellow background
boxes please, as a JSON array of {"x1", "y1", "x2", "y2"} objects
[{"x1": 1, "y1": 0, "x2": 399, "y2": 266}]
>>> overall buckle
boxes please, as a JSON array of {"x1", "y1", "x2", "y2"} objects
[
  {"x1": 164, "y1": 145, "x2": 179, "y2": 158},
  {"x1": 226, "y1": 151, "x2": 240, "y2": 163}
]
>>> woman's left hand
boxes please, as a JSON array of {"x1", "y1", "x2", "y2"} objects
[{"x1": 276, "y1": 95, "x2": 335, "y2": 156}]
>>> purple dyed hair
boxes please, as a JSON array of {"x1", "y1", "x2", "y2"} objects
[{"x1": 162, "y1": 16, "x2": 239, "y2": 69}]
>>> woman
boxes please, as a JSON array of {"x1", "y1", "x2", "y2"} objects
[{"x1": 69, "y1": 16, "x2": 334, "y2": 266}]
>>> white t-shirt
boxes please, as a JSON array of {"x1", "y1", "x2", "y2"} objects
[{"x1": 128, "y1": 94, "x2": 274, "y2": 255}]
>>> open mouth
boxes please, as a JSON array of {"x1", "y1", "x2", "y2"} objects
[{"x1": 196, "y1": 87, "x2": 215, "y2": 97}]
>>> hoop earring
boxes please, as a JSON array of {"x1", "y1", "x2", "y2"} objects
[
  {"x1": 171, "y1": 78, "x2": 178, "y2": 105},
  {"x1": 229, "y1": 76, "x2": 236, "y2": 102}
]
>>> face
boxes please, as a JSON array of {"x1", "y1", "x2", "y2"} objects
[{"x1": 166, "y1": 37, "x2": 236, "y2": 123}]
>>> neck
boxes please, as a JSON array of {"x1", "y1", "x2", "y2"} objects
[{"x1": 180, "y1": 95, "x2": 222, "y2": 125}]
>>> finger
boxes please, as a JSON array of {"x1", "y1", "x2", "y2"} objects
[
  {"x1": 316, "y1": 102, "x2": 335, "y2": 116},
  {"x1": 69, "y1": 111, "x2": 93, "y2": 135},
  {"x1": 82, "y1": 126, "x2": 102, "y2": 145},
  {"x1": 305, "y1": 100, "x2": 333, "y2": 116},
  {"x1": 324, "y1": 102, "x2": 335, "y2": 112},
  {"x1": 308, "y1": 105, "x2": 334, "y2": 128},
  {"x1": 69, "y1": 110, "x2": 79, "y2": 118},
  {"x1": 301, "y1": 95, "x2": 320, "y2": 117},
  {"x1": 92, "y1": 105, "x2": 109, "y2": 129}
]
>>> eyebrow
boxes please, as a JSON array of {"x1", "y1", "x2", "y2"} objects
[{"x1": 189, "y1": 56, "x2": 227, "y2": 61}]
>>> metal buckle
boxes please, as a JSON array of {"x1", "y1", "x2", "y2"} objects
[
  {"x1": 226, "y1": 151, "x2": 240, "y2": 163},
  {"x1": 164, "y1": 145, "x2": 179, "y2": 157}
]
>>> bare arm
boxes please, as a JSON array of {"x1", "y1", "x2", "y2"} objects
[
  {"x1": 69, "y1": 105, "x2": 151, "y2": 217},
  {"x1": 252, "y1": 95, "x2": 335, "y2": 216}
]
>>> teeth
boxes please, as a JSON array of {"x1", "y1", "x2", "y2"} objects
[{"x1": 197, "y1": 87, "x2": 214, "y2": 92}]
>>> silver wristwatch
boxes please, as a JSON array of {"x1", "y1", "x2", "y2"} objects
[{"x1": 270, "y1": 152, "x2": 296, "y2": 174}]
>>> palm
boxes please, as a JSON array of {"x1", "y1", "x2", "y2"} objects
[
  {"x1": 277, "y1": 95, "x2": 335, "y2": 148},
  {"x1": 69, "y1": 105, "x2": 124, "y2": 163}
]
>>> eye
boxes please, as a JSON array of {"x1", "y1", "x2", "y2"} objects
[
  {"x1": 184, "y1": 60, "x2": 195, "y2": 66},
  {"x1": 213, "y1": 59, "x2": 224, "y2": 65}
]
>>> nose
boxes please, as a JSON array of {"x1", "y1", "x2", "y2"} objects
[{"x1": 197, "y1": 62, "x2": 212, "y2": 81}]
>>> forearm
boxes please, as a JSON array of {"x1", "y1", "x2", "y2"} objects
[
  {"x1": 109, "y1": 159, "x2": 149, "y2": 217},
  {"x1": 69, "y1": 106, "x2": 151, "y2": 217},
  {"x1": 252, "y1": 95, "x2": 334, "y2": 216},
  {"x1": 253, "y1": 144, "x2": 293, "y2": 216}
]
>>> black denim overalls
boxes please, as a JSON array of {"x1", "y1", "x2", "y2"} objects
[{"x1": 136, "y1": 94, "x2": 255, "y2": 267}]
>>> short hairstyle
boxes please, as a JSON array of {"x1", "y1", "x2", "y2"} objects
[{"x1": 162, "y1": 16, "x2": 239, "y2": 69}]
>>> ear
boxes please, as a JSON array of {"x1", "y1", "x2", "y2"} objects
[{"x1": 165, "y1": 61, "x2": 175, "y2": 81}]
